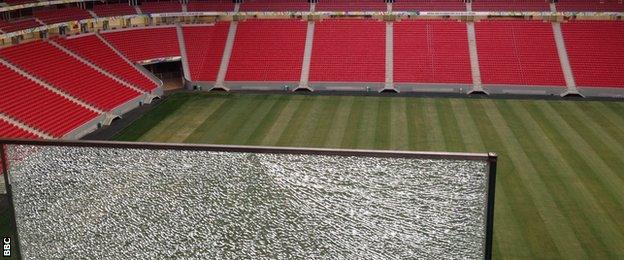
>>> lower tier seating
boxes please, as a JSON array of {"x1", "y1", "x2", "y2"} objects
[
  {"x1": 102, "y1": 27, "x2": 181, "y2": 62},
  {"x1": 226, "y1": 20, "x2": 307, "y2": 82},
  {"x1": 0, "y1": 63, "x2": 99, "y2": 137},
  {"x1": 183, "y1": 24, "x2": 229, "y2": 82},
  {"x1": 55, "y1": 35, "x2": 158, "y2": 91},
  {"x1": 475, "y1": 20, "x2": 565, "y2": 86},
  {"x1": 394, "y1": 20, "x2": 472, "y2": 84},
  {"x1": 562, "y1": 21, "x2": 624, "y2": 88},
  {"x1": 310, "y1": 19, "x2": 385, "y2": 82},
  {"x1": 0, "y1": 40, "x2": 141, "y2": 110},
  {"x1": 0, "y1": 119, "x2": 39, "y2": 139}
]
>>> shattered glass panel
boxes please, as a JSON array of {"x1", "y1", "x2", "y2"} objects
[{"x1": 6, "y1": 145, "x2": 489, "y2": 259}]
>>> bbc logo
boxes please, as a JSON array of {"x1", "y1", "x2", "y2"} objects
[{"x1": 2, "y1": 237, "x2": 9, "y2": 257}]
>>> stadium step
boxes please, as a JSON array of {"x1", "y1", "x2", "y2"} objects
[
  {"x1": 384, "y1": 20, "x2": 395, "y2": 91},
  {"x1": 297, "y1": 20, "x2": 315, "y2": 91},
  {"x1": 176, "y1": 24, "x2": 192, "y2": 82},
  {"x1": 0, "y1": 57, "x2": 104, "y2": 115},
  {"x1": 49, "y1": 39, "x2": 148, "y2": 95},
  {"x1": 215, "y1": 21, "x2": 238, "y2": 90},
  {"x1": 466, "y1": 21, "x2": 486, "y2": 94},
  {"x1": 551, "y1": 22, "x2": 581, "y2": 96},
  {"x1": 0, "y1": 112, "x2": 53, "y2": 139}
]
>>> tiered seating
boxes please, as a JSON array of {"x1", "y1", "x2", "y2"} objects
[
  {"x1": 310, "y1": 19, "x2": 385, "y2": 82},
  {"x1": 182, "y1": 24, "x2": 229, "y2": 81},
  {"x1": 102, "y1": 27, "x2": 180, "y2": 62},
  {"x1": 562, "y1": 21, "x2": 624, "y2": 88},
  {"x1": 393, "y1": 0, "x2": 466, "y2": 11},
  {"x1": 3, "y1": 0, "x2": 37, "y2": 6},
  {"x1": 93, "y1": 3, "x2": 137, "y2": 17},
  {"x1": 0, "y1": 119, "x2": 38, "y2": 139},
  {"x1": 139, "y1": 1, "x2": 182, "y2": 13},
  {"x1": 240, "y1": 0, "x2": 310, "y2": 11},
  {"x1": 557, "y1": 0, "x2": 624, "y2": 12},
  {"x1": 0, "y1": 63, "x2": 99, "y2": 137},
  {"x1": 187, "y1": 0, "x2": 235, "y2": 12},
  {"x1": 34, "y1": 7, "x2": 93, "y2": 25},
  {"x1": 472, "y1": 0, "x2": 550, "y2": 11},
  {"x1": 316, "y1": 0, "x2": 387, "y2": 11},
  {"x1": 226, "y1": 20, "x2": 306, "y2": 82},
  {"x1": 54, "y1": 35, "x2": 158, "y2": 91},
  {"x1": 0, "y1": 18, "x2": 41, "y2": 33},
  {"x1": 394, "y1": 20, "x2": 472, "y2": 84},
  {"x1": 0, "y1": 41, "x2": 141, "y2": 110},
  {"x1": 475, "y1": 20, "x2": 565, "y2": 86}
]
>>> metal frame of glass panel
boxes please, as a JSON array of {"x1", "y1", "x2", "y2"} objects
[{"x1": 0, "y1": 138, "x2": 497, "y2": 259}]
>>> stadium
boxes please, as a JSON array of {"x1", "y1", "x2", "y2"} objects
[{"x1": 1, "y1": 0, "x2": 624, "y2": 258}]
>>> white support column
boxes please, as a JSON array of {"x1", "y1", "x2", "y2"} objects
[
  {"x1": 214, "y1": 21, "x2": 238, "y2": 90},
  {"x1": 49, "y1": 40, "x2": 147, "y2": 95},
  {"x1": 176, "y1": 24, "x2": 192, "y2": 82},
  {"x1": 387, "y1": 1, "x2": 392, "y2": 12},
  {"x1": 466, "y1": 21, "x2": 486, "y2": 94},
  {"x1": 296, "y1": 21, "x2": 315, "y2": 91},
  {"x1": 382, "y1": 21, "x2": 397, "y2": 92},
  {"x1": 0, "y1": 58, "x2": 104, "y2": 114},
  {"x1": 550, "y1": 2, "x2": 557, "y2": 12},
  {"x1": 0, "y1": 113, "x2": 53, "y2": 139},
  {"x1": 552, "y1": 22, "x2": 582, "y2": 96},
  {"x1": 466, "y1": 1, "x2": 472, "y2": 12}
]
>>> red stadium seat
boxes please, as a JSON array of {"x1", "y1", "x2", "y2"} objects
[
  {"x1": 0, "y1": 41, "x2": 141, "y2": 110},
  {"x1": 0, "y1": 119, "x2": 39, "y2": 139},
  {"x1": 394, "y1": 20, "x2": 472, "y2": 84},
  {"x1": 562, "y1": 21, "x2": 624, "y2": 88},
  {"x1": 226, "y1": 20, "x2": 307, "y2": 82},
  {"x1": 102, "y1": 27, "x2": 181, "y2": 62},
  {"x1": 475, "y1": 20, "x2": 565, "y2": 87},
  {"x1": 310, "y1": 19, "x2": 385, "y2": 83},
  {"x1": 182, "y1": 24, "x2": 229, "y2": 82},
  {"x1": 0, "y1": 63, "x2": 99, "y2": 138},
  {"x1": 55, "y1": 35, "x2": 158, "y2": 91}
]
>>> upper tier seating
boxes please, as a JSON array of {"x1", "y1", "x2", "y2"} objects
[
  {"x1": 472, "y1": 0, "x2": 550, "y2": 11},
  {"x1": 310, "y1": 19, "x2": 385, "y2": 82},
  {"x1": 33, "y1": 7, "x2": 93, "y2": 25},
  {"x1": 182, "y1": 24, "x2": 229, "y2": 81},
  {"x1": 139, "y1": 1, "x2": 182, "y2": 13},
  {"x1": 187, "y1": 0, "x2": 235, "y2": 12},
  {"x1": 0, "y1": 40, "x2": 141, "y2": 110},
  {"x1": 226, "y1": 20, "x2": 306, "y2": 82},
  {"x1": 316, "y1": 0, "x2": 387, "y2": 11},
  {"x1": 562, "y1": 21, "x2": 624, "y2": 88},
  {"x1": 0, "y1": 63, "x2": 99, "y2": 137},
  {"x1": 3, "y1": 0, "x2": 37, "y2": 6},
  {"x1": 475, "y1": 20, "x2": 565, "y2": 86},
  {"x1": 54, "y1": 35, "x2": 158, "y2": 91},
  {"x1": 393, "y1": 0, "x2": 466, "y2": 11},
  {"x1": 93, "y1": 3, "x2": 138, "y2": 17},
  {"x1": 240, "y1": 0, "x2": 310, "y2": 11},
  {"x1": 0, "y1": 18, "x2": 41, "y2": 33},
  {"x1": 102, "y1": 27, "x2": 180, "y2": 62},
  {"x1": 394, "y1": 20, "x2": 472, "y2": 84},
  {"x1": 0, "y1": 119, "x2": 38, "y2": 139},
  {"x1": 556, "y1": 0, "x2": 624, "y2": 12}
]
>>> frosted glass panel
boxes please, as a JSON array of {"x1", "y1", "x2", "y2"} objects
[{"x1": 6, "y1": 144, "x2": 490, "y2": 259}]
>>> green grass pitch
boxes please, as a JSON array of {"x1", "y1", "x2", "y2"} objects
[{"x1": 115, "y1": 92, "x2": 624, "y2": 258}]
